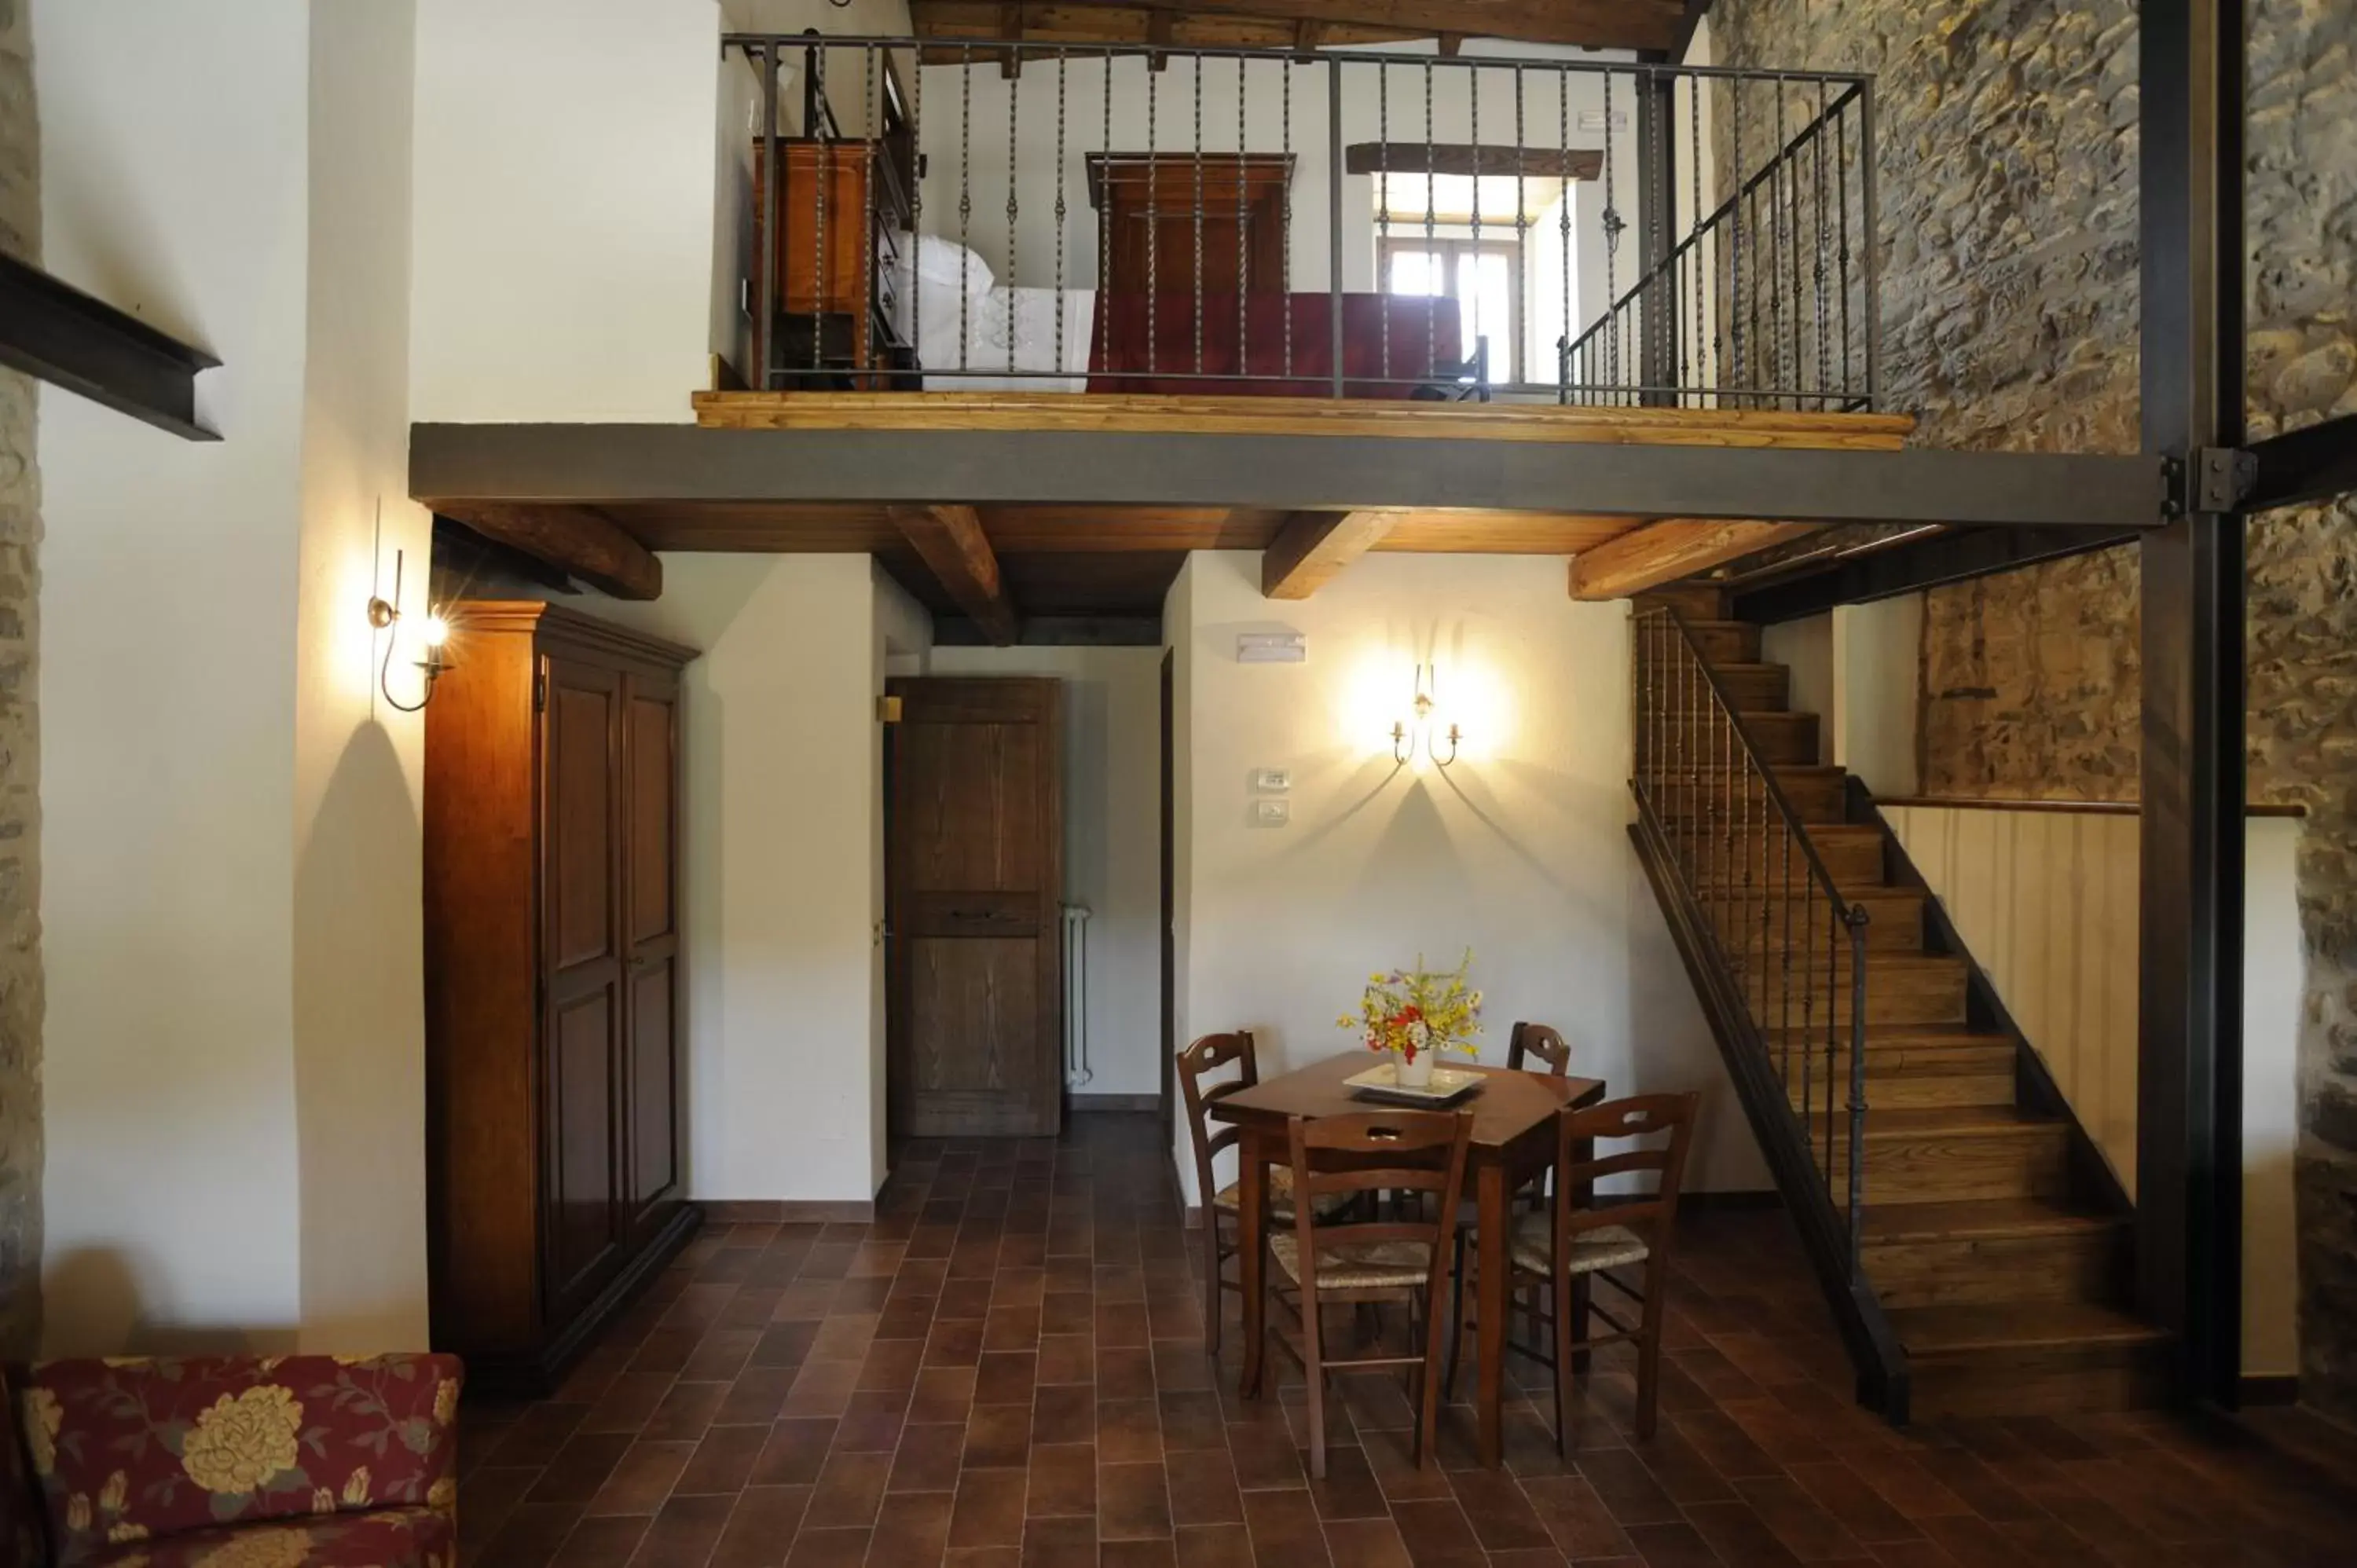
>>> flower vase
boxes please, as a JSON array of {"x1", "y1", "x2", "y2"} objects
[{"x1": 1393, "y1": 1048, "x2": 1435, "y2": 1090}]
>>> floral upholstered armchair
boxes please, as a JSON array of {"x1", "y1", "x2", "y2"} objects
[{"x1": 7, "y1": 1354, "x2": 463, "y2": 1567}]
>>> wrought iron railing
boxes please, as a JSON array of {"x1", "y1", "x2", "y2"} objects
[
  {"x1": 1630, "y1": 606, "x2": 1871, "y2": 1274},
  {"x1": 718, "y1": 32, "x2": 1877, "y2": 408},
  {"x1": 1568, "y1": 76, "x2": 1877, "y2": 411}
]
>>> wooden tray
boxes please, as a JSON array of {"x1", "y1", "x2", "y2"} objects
[{"x1": 1343, "y1": 1061, "x2": 1486, "y2": 1108}]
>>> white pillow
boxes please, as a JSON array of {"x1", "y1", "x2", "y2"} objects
[{"x1": 899, "y1": 233, "x2": 995, "y2": 298}]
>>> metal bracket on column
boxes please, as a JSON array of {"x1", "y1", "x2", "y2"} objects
[
  {"x1": 2164, "y1": 447, "x2": 2256, "y2": 517},
  {"x1": 0, "y1": 253, "x2": 221, "y2": 441}
]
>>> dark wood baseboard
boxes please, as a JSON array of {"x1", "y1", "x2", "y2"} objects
[
  {"x1": 703, "y1": 1198, "x2": 876, "y2": 1224},
  {"x1": 463, "y1": 1202, "x2": 703, "y2": 1397},
  {"x1": 2240, "y1": 1374, "x2": 2302, "y2": 1406},
  {"x1": 1071, "y1": 1093, "x2": 1162, "y2": 1112}
]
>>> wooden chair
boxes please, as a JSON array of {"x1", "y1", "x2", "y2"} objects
[
  {"x1": 1505, "y1": 1021, "x2": 1572, "y2": 1075},
  {"x1": 1448, "y1": 1092, "x2": 1698, "y2": 1442},
  {"x1": 1176, "y1": 1031, "x2": 1342, "y2": 1358},
  {"x1": 1266, "y1": 1108, "x2": 1472, "y2": 1478}
]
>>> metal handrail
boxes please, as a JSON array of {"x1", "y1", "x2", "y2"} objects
[{"x1": 1632, "y1": 604, "x2": 1872, "y2": 1277}]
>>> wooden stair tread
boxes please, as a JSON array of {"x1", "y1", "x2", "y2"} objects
[
  {"x1": 1854, "y1": 1105, "x2": 2058, "y2": 1138},
  {"x1": 1862, "y1": 1197, "x2": 2127, "y2": 1242},
  {"x1": 1886, "y1": 1301, "x2": 2167, "y2": 1357}
]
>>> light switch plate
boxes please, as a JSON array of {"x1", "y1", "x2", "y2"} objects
[
  {"x1": 1252, "y1": 798, "x2": 1292, "y2": 827},
  {"x1": 1251, "y1": 768, "x2": 1292, "y2": 793}
]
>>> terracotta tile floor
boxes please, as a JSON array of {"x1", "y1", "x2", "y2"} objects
[{"x1": 457, "y1": 1113, "x2": 2357, "y2": 1566}]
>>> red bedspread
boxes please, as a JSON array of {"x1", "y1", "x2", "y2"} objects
[{"x1": 1087, "y1": 293, "x2": 1465, "y2": 398}]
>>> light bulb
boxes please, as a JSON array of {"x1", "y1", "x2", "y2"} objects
[{"x1": 419, "y1": 612, "x2": 451, "y2": 648}]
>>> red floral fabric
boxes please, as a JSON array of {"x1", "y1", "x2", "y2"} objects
[
  {"x1": 0, "y1": 1369, "x2": 47, "y2": 1567},
  {"x1": 78, "y1": 1508, "x2": 453, "y2": 1568},
  {"x1": 16, "y1": 1354, "x2": 462, "y2": 1567}
]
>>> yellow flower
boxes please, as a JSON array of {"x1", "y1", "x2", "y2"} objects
[
  {"x1": 107, "y1": 1523, "x2": 149, "y2": 1544},
  {"x1": 66, "y1": 1494, "x2": 90, "y2": 1532},
  {"x1": 427, "y1": 1475, "x2": 457, "y2": 1510},
  {"x1": 24, "y1": 1388, "x2": 62, "y2": 1478},
  {"x1": 342, "y1": 1466, "x2": 372, "y2": 1507},
  {"x1": 431, "y1": 1377, "x2": 460, "y2": 1427},
  {"x1": 100, "y1": 1471, "x2": 128, "y2": 1514},
  {"x1": 311, "y1": 1488, "x2": 335, "y2": 1514},
  {"x1": 196, "y1": 1531, "x2": 312, "y2": 1568},
  {"x1": 180, "y1": 1386, "x2": 304, "y2": 1495}
]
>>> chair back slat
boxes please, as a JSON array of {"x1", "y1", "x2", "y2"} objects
[
  {"x1": 1507, "y1": 1021, "x2": 1573, "y2": 1076},
  {"x1": 1286, "y1": 1110, "x2": 1471, "y2": 1302},
  {"x1": 1176, "y1": 1031, "x2": 1260, "y2": 1211},
  {"x1": 1551, "y1": 1091, "x2": 1699, "y2": 1248}
]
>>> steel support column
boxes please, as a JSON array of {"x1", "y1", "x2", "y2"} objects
[{"x1": 2137, "y1": 0, "x2": 2245, "y2": 1410}]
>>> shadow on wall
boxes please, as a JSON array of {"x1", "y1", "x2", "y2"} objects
[
  {"x1": 42, "y1": 1248, "x2": 299, "y2": 1357},
  {"x1": 291, "y1": 718, "x2": 429, "y2": 1351}
]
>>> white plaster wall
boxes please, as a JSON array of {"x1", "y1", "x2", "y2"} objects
[
  {"x1": 918, "y1": 43, "x2": 1639, "y2": 383},
  {"x1": 410, "y1": 0, "x2": 722, "y2": 423},
  {"x1": 36, "y1": 0, "x2": 312, "y2": 1354},
  {"x1": 1168, "y1": 553, "x2": 1769, "y2": 1205},
  {"x1": 1761, "y1": 612, "x2": 1833, "y2": 764},
  {"x1": 1834, "y1": 595, "x2": 1920, "y2": 796},
  {"x1": 590, "y1": 555, "x2": 887, "y2": 1204},
  {"x1": 290, "y1": 0, "x2": 431, "y2": 1353},
  {"x1": 929, "y1": 644, "x2": 1166, "y2": 1099},
  {"x1": 1883, "y1": 804, "x2": 2304, "y2": 1376}
]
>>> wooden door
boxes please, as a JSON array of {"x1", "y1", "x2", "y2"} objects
[
  {"x1": 621, "y1": 672, "x2": 684, "y2": 1241},
  {"x1": 541, "y1": 655, "x2": 626, "y2": 1317},
  {"x1": 888, "y1": 678, "x2": 1064, "y2": 1138}
]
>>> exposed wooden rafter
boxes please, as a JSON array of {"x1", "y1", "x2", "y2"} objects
[
  {"x1": 1568, "y1": 518, "x2": 1819, "y2": 600},
  {"x1": 1262, "y1": 508, "x2": 1403, "y2": 599},
  {"x1": 891, "y1": 504, "x2": 1022, "y2": 643},
  {"x1": 433, "y1": 502, "x2": 664, "y2": 601}
]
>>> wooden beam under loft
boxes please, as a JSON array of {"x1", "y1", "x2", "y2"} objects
[
  {"x1": 433, "y1": 502, "x2": 664, "y2": 601},
  {"x1": 891, "y1": 504, "x2": 1022, "y2": 643},
  {"x1": 1262, "y1": 508, "x2": 1402, "y2": 599},
  {"x1": 1569, "y1": 518, "x2": 1819, "y2": 600}
]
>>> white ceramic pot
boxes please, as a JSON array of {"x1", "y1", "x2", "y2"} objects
[{"x1": 1394, "y1": 1048, "x2": 1435, "y2": 1089}]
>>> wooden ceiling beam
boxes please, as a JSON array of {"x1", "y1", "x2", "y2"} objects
[
  {"x1": 433, "y1": 502, "x2": 663, "y2": 600},
  {"x1": 892, "y1": 504, "x2": 1021, "y2": 643},
  {"x1": 1569, "y1": 518, "x2": 1821, "y2": 601},
  {"x1": 985, "y1": 0, "x2": 1685, "y2": 53},
  {"x1": 1263, "y1": 509, "x2": 1404, "y2": 599}
]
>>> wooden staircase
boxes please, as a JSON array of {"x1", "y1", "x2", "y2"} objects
[{"x1": 1632, "y1": 587, "x2": 2166, "y2": 1421}]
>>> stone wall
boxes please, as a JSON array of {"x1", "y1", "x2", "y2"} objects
[
  {"x1": 0, "y1": 0, "x2": 41, "y2": 1361},
  {"x1": 1712, "y1": 0, "x2": 2357, "y2": 1418}
]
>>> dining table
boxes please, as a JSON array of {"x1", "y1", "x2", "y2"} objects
[{"x1": 1205, "y1": 1050, "x2": 1607, "y2": 1467}]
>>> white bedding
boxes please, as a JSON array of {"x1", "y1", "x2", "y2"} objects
[{"x1": 911, "y1": 286, "x2": 1097, "y2": 393}]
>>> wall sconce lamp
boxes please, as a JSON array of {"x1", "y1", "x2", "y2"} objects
[
  {"x1": 1391, "y1": 663, "x2": 1461, "y2": 768},
  {"x1": 367, "y1": 548, "x2": 452, "y2": 713}
]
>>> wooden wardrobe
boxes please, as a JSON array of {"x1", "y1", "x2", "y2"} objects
[{"x1": 423, "y1": 601, "x2": 700, "y2": 1393}]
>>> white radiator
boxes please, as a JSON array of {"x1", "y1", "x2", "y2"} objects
[{"x1": 1061, "y1": 904, "x2": 1093, "y2": 1090}]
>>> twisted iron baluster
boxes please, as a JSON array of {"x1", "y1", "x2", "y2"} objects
[
  {"x1": 1813, "y1": 77, "x2": 1831, "y2": 402},
  {"x1": 1767, "y1": 77, "x2": 1787, "y2": 408},
  {"x1": 1802, "y1": 863, "x2": 1816, "y2": 1165},
  {"x1": 813, "y1": 43, "x2": 828, "y2": 374},
  {"x1": 861, "y1": 48, "x2": 876, "y2": 379},
  {"x1": 1728, "y1": 75, "x2": 1745, "y2": 396},
  {"x1": 1147, "y1": 62, "x2": 1158, "y2": 376},
  {"x1": 1846, "y1": 908, "x2": 1871, "y2": 1273},
  {"x1": 1378, "y1": 60, "x2": 1391, "y2": 380},
  {"x1": 1098, "y1": 50, "x2": 1113, "y2": 376},
  {"x1": 959, "y1": 49, "x2": 973, "y2": 370},
  {"x1": 1193, "y1": 57, "x2": 1204, "y2": 376},
  {"x1": 1007, "y1": 53, "x2": 1020, "y2": 375},
  {"x1": 1836, "y1": 92, "x2": 1855, "y2": 405},
  {"x1": 1469, "y1": 58, "x2": 1482, "y2": 388},
  {"x1": 1055, "y1": 48, "x2": 1069, "y2": 379},
  {"x1": 1780, "y1": 806, "x2": 1794, "y2": 1090},
  {"x1": 1515, "y1": 64, "x2": 1526, "y2": 389},
  {"x1": 1281, "y1": 57, "x2": 1293, "y2": 379},
  {"x1": 1825, "y1": 885, "x2": 1840, "y2": 1179},
  {"x1": 1559, "y1": 68, "x2": 1572, "y2": 401},
  {"x1": 1602, "y1": 67, "x2": 1617, "y2": 401},
  {"x1": 1424, "y1": 58, "x2": 1436, "y2": 379},
  {"x1": 1238, "y1": 54, "x2": 1249, "y2": 383},
  {"x1": 909, "y1": 49, "x2": 922, "y2": 383}
]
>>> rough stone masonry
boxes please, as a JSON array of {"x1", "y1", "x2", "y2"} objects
[
  {"x1": 0, "y1": 0, "x2": 41, "y2": 1360},
  {"x1": 1710, "y1": 0, "x2": 2357, "y2": 1418}
]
